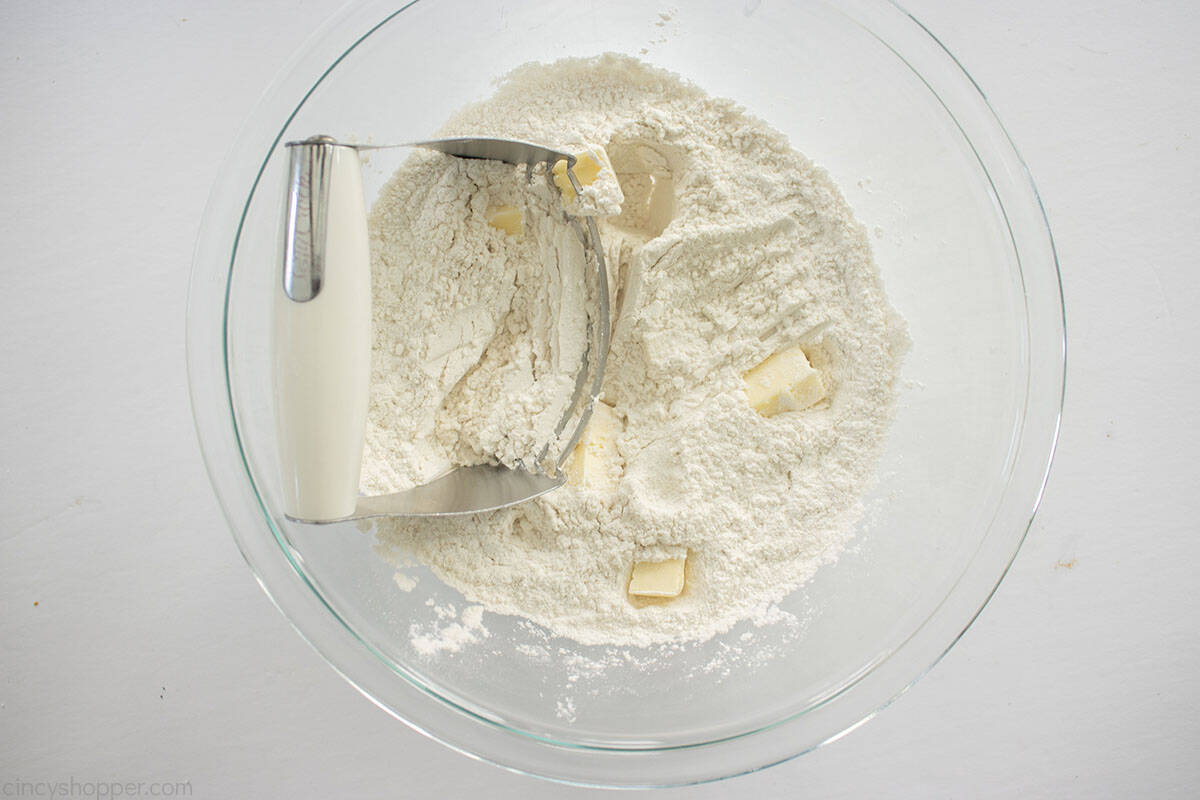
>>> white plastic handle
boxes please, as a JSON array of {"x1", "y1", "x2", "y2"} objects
[{"x1": 273, "y1": 144, "x2": 370, "y2": 521}]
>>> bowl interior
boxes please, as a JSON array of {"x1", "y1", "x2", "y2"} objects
[{"x1": 211, "y1": 0, "x2": 1053, "y2": 778}]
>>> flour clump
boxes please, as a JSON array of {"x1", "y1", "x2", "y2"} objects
[{"x1": 364, "y1": 54, "x2": 908, "y2": 647}]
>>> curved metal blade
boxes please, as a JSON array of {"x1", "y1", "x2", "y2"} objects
[
  {"x1": 285, "y1": 465, "x2": 565, "y2": 523},
  {"x1": 408, "y1": 137, "x2": 576, "y2": 168}
]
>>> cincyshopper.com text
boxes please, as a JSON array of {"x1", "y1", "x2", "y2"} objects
[{"x1": 2, "y1": 779, "x2": 192, "y2": 798}]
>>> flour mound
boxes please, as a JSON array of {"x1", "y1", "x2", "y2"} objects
[{"x1": 365, "y1": 55, "x2": 907, "y2": 648}]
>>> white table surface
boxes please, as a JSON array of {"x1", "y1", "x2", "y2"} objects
[{"x1": 2, "y1": 1, "x2": 1197, "y2": 796}]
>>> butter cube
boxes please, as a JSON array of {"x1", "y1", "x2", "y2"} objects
[
  {"x1": 486, "y1": 205, "x2": 523, "y2": 238},
  {"x1": 743, "y1": 346, "x2": 825, "y2": 417},
  {"x1": 552, "y1": 151, "x2": 604, "y2": 203},
  {"x1": 565, "y1": 400, "x2": 622, "y2": 491},
  {"x1": 628, "y1": 557, "x2": 686, "y2": 598}
]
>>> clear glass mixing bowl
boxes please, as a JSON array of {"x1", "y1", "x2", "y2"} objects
[{"x1": 187, "y1": 0, "x2": 1064, "y2": 787}]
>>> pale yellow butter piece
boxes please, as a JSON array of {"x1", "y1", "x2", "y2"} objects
[
  {"x1": 565, "y1": 400, "x2": 622, "y2": 491},
  {"x1": 486, "y1": 205, "x2": 523, "y2": 238},
  {"x1": 552, "y1": 151, "x2": 604, "y2": 202},
  {"x1": 743, "y1": 346, "x2": 825, "y2": 417},
  {"x1": 628, "y1": 557, "x2": 686, "y2": 598}
]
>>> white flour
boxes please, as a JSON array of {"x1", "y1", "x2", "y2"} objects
[
  {"x1": 364, "y1": 54, "x2": 907, "y2": 648},
  {"x1": 408, "y1": 602, "x2": 488, "y2": 657},
  {"x1": 361, "y1": 151, "x2": 587, "y2": 489}
]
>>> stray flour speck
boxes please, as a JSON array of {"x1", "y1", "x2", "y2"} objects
[{"x1": 410, "y1": 604, "x2": 489, "y2": 657}]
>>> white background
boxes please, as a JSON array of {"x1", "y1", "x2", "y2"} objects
[{"x1": 2, "y1": 0, "x2": 1197, "y2": 797}]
